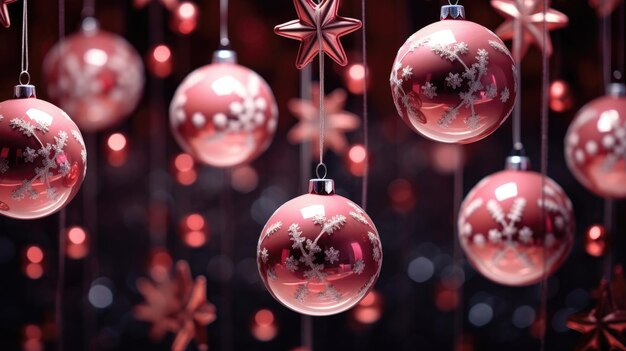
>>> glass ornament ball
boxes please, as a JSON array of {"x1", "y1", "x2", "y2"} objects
[
  {"x1": 390, "y1": 5, "x2": 517, "y2": 143},
  {"x1": 458, "y1": 159, "x2": 574, "y2": 286},
  {"x1": 169, "y1": 51, "x2": 278, "y2": 168},
  {"x1": 257, "y1": 179, "x2": 383, "y2": 316},
  {"x1": 42, "y1": 18, "x2": 144, "y2": 132},
  {"x1": 0, "y1": 85, "x2": 87, "y2": 219},
  {"x1": 564, "y1": 83, "x2": 626, "y2": 198}
]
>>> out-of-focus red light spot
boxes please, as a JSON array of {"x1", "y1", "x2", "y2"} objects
[
  {"x1": 68, "y1": 226, "x2": 87, "y2": 244},
  {"x1": 175, "y1": 153, "x2": 195, "y2": 172},
  {"x1": 107, "y1": 133, "x2": 127, "y2": 151},
  {"x1": 25, "y1": 263, "x2": 44, "y2": 279},
  {"x1": 153, "y1": 45, "x2": 171, "y2": 63},
  {"x1": 26, "y1": 246, "x2": 43, "y2": 263}
]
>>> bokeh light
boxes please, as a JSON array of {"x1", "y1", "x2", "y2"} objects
[
  {"x1": 22, "y1": 324, "x2": 43, "y2": 351},
  {"x1": 171, "y1": 2, "x2": 198, "y2": 35},
  {"x1": 88, "y1": 280, "x2": 114, "y2": 309},
  {"x1": 345, "y1": 144, "x2": 369, "y2": 176},
  {"x1": 549, "y1": 80, "x2": 574, "y2": 112},
  {"x1": 148, "y1": 248, "x2": 173, "y2": 282},
  {"x1": 231, "y1": 165, "x2": 259, "y2": 193},
  {"x1": 343, "y1": 63, "x2": 369, "y2": 95},
  {"x1": 147, "y1": 44, "x2": 173, "y2": 78},
  {"x1": 251, "y1": 308, "x2": 278, "y2": 341},
  {"x1": 66, "y1": 226, "x2": 89, "y2": 259},
  {"x1": 351, "y1": 290, "x2": 383, "y2": 324},
  {"x1": 431, "y1": 144, "x2": 464, "y2": 174},
  {"x1": 584, "y1": 224, "x2": 607, "y2": 257},
  {"x1": 172, "y1": 153, "x2": 197, "y2": 186},
  {"x1": 105, "y1": 132, "x2": 128, "y2": 167},
  {"x1": 388, "y1": 179, "x2": 416, "y2": 212},
  {"x1": 179, "y1": 213, "x2": 209, "y2": 248}
]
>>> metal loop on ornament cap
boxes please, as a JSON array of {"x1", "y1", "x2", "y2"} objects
[
  {"x1": 212, "y1": 49, "x2": 238, "y2": 64},
  {"x1": 309, "y1": 178, "x2": 335, "y2": 195},
  {"x1": 18, "y1": 70, "x2": 30, "y2": 86},
  {"x1": 505, "y1": 148, "x2": 531, "y2": 171},
  {"x1": 607, "y1": 82, "x2": 626, "y2": 97},
  {"x1": 440, "y1": 4, "x2": 465, "y2": 20},
  {"x1": 13, "y1": 84, "x2": 36, "y2": 99},
  {"x1": 315, "y1": 162, "x2": 328, "y2": 180}
]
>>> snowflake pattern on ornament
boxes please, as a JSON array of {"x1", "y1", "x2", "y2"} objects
[
  {"x1": 568, "y1": 112, "x2": 626, "y2": 171},
  {"x1": 459, "y1": 181, "x2": 571, "y2": 269},
  {"x1": 8, "y1": 116, "x2": 73, "y2": 201},
  {"x1": 390, "y1": 35, "x2": 512, "y2": 129}
]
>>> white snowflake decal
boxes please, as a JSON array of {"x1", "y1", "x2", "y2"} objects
[
  {"x1": 324, "y1": 247, "x2": 339, "y2": 264},
  {"x1": 391, "y1": 34, "x2": 514, "y2": 130},
  {"x1": 352, "y1": 259, "x2": 365, "y2": 275},
  {"x1": 265, "y1": 221, "x2": 282, "y2": 238},
  {"x1": 9, "y1": 119, "x2": 70, "y2": 202}
]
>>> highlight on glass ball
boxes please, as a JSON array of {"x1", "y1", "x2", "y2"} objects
[
  {"x1": 564, "y1": 83, "x2": 626, "y2": 198},
  {"x1": 169, "y1": 50, "x2": 279, "y2": 168},
  {"x1": 42, "y1": 18, "x2": 145, "y2": 132},
  {"x1": 458, "y1": 158, "x2": 574, "y2": 286},
  {"x1": 0, "y1": 85, "x2": 87, "y2": 220},
  {"x1": 390, "y1": 4, "x2": 516, "y2": 143},
  {"x1": 257, "y1": 179, "x2": 383, "y2": 316}
]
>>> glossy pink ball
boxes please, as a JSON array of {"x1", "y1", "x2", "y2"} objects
[
  {"x1": 170, "y1": 60, "x2": 278, "y2": 168},
  {"x1": 0, "y1": 92, "x2": 87, "y2": 219},
  {"x1": 257, "y1": 180, "x2": 382, "y2": 316},
  {"x1": 42, "y1": 20, "x2": 144, "y2": 132},
  {"x1": 390, "y1": 17, "x2": 516, "y2": 143},
  {"x1": 458, "y1": 169, "x2": 574, "y2": 286},
  {"x1": 564, "y1": 84, "x2": 626, "y2": 198}
]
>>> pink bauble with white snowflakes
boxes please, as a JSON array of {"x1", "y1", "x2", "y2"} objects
[
  {"x1": 0, "y1": 85, "x2": 87, "y2": 219},
  {"x1": 169, "y1": 51, "x2": 278, "y2": 168},
  {"x1": 42, "y1": 18, "x2": 144, "y2": 132},
  {"x1": 390, "y1": 5, "x2": 516, "y2": 143},
  {"x1": 564, "y1": 83, "x2": 626, "y2": 198},
  {"x1": 257, "y1": 179, "x2": 382, "y2": 316},
  {"x1": 458, "y1": 160, "x2": 574, "y2": 286}
]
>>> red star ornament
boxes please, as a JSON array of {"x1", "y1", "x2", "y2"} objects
[
  {"x1": 0, "y1": 0, "x2": 17, "y2": 28},
  {"x1": 491, "y1": 0, "x2": 568, "y2": 59},
  {"x1": 275, "y1": 0, "x2": 362, "y2": 69},
  {"x1": 567, "y1": 280, "x2": 626, "y2": 351}
]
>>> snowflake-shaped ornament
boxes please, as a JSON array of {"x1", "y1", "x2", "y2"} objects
[
  {"x1": 390, "y1": 15, "x2": 516, "y2": 143},
  {"x1": 257, "y1": 180, "x2": 382, "y2": 316},
  {"x1": 458, "y1": 169, "x2": 574, "y2": 286},
  {"x1": 0, "y1": 95, "x2": 87, "y2": 219}
]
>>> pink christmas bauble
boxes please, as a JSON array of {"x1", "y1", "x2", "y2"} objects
[
  {"x1": 42, "y1": 19, "x2": 144, "y2": 132},
  {"x1": 390, "y1": 11, "x2": 517, "y2": 143},
  {"x1": 458, "y1": 167, "x2": 574, "y2": 286},
  {"x1": 257, "y1": 179, "x2": 382, "y2": 316},
  {"x1": 0, "y1": 87, "x2": 87, "y2": 219},
  {"x1": 170, "y1": 55, "x2": 278, "y2": 168},
  {"x1": 564, "y1": 84, "x2": 626, "y2": 198}
]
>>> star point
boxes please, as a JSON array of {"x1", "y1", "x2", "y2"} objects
[
  {"x1": 275, "y1": 0, "x2": 362, "y2": 69},
  {"x1": 0, "y1": 0, "x2": 18, "y2": 28},
  {"x1": 490, "y1": 0, "x2": 568, "y2": 59}
]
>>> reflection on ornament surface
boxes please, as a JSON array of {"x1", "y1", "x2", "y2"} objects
[
  {"x1": 458, "y1": 169, "x2": 574, "y2": 286},
  {"x1": 565, "y1": 84, "x2": 626, "y2": 198},
  {"x1": 0, "y1": 94, "x2": 87, "y2": 219},
  {"x1": 170, "y1": 60, "x2": 278, "y2": 168},
  {"x1": 257, "y1": 179, "x2": 382, "y2": 316},
  {"x1": 390, "y1": 14, "x2": 516, "y2": 143},
  {"x1": 43, "y1": 20, "x2": 144, "y2": 132}
]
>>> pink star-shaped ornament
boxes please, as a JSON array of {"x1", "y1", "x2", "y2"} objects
[
  {"x1": 0, "y1": 0, "x2": 17, "y2": 28},
  {"x1": 491, "y1": 0, "x2": 568, "y2": 59},
  {"x1": 275, "y1": 0, "x2": 362, "y2": 69},
  {"x1": 589, "y1": 0, "x2": 624, "y2": 17},
  {"x1": 567, "y1": 280, "x2": 626, "y2": 351},
  {"x1": 287, "y1": 84, "x2": 360, "y2": 157}
]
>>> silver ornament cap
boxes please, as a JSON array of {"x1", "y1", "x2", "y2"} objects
[
  {"x1": 212, "y1": 49, "x2": 238, "y2": 64},
  {"x1": 309, "y1": 179, "x2": 335, "y2": 196},
  {"x1": 13, "y1": 84, "x2": 36, "y2": 99},
  {"x1": 441, "y1": 5, "x2": 465, "y2": 20},
  {"x1": 607, "y1": 83, "x2": 626, "y2": 97}
]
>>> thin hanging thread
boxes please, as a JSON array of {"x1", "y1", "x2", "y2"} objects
[
  {"x1": 618, "y1": 2, "x2": 624, "y2": 80},
  {"x1": 220, "y1": 170, "x2": 234, "y2": 351},
  {"x1": 19, "y1": 0, "x2": 29, "y2": 85},
  {"x1": 511, "y1": 0, "x2": 523, "y2": 150},
  {"x1": 538, "y1": 0, "x2": 550, "y2": 349},
  {"x1": 600, "y1": 0, "x2": 612, "y2": 90},
  {"x1": 316, "y1": 7, "x2": 326, "y2": 179},
  {"x1": 220, "y1": 0, "x2": 230, "y2": 48},
  {"x1": 55, "y1": 2, "x2": 66, "y2": 351},
  {"x1": 452, "y1": 147, "x2": 464, "y2": 349},
  {"x1": 82, "y1": 0, "x2": 96, "y2": 18},
  {"x1": 360, "y1": 0, "x2": 369, "y2": 210}
]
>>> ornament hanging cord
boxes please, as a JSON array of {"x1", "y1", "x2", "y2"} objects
[
  {"x1": 511, "y1": 0, "x2": 523, "y2": 150},
  {"x1": 220, "y1": 0, "x2": 230, "y2": 48},
  {"x1": 360, "y1": 0, "x2": 369, "y2": 210},
  {"x1": 538, "y1": 0, "x2": 550, "y2": 349},
  {"x1": 19, "y1": 0, "x2": 29, "y2": 85},
  {"x1": 315, "y1": 3, "x2": 327, "y2": 179},
  {"x1": 82, "y1": 0, "x2": 96, "y2": 18}
]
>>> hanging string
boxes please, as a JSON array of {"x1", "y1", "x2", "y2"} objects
[
  {"x1": 19, "y1": 0, "x2": 29, "y2": 85},
  {"x1": 220, "y1": 170, "x2": 234, "y2": 351},
  {"x1": 82, "y1": 0, "x2": 96, "y2": 18},
  {"x1": 600, "y1": 0, "x2": 612, "y2": 90},
  {"x1": 538, "y1": 0, "x2": 550, "y2": 349},
  {"x1": 55, "y1": 3, "x2": 66, "y2": 351},
  {"x1": 360, "y1": 0, "x2": 369, "y2": 210},
  {"x1": 219, "y1": 0, "x2": 230, "y2": 48},
  {"x1": 315, "y1": 8, "x2": 326, "y2": 179},
  {"x1": 511, "y1": 0, "x2": 523, "y2": 150},
  {"x1": 451, "y1": 147, "x2": 464, "y2": 350},
  {"x1": 603, "y1": 199, "x2": 614, "y2": 279},
  {"x1": 617, "y1": 2, "x2": 624, "y2": 81}
]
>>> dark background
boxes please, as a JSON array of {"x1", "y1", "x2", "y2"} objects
[{"x1": 0, "y1": 0, "x2": 625, "y2": 350}]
